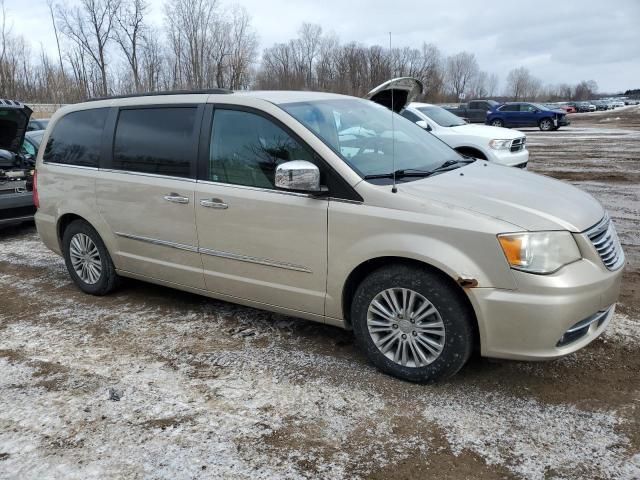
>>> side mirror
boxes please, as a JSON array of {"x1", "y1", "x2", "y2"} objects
[
  {"x1": 275, "y1": 160, "x2": 321, "y2": 193},
  {"x1": 416, "y1": 120, "x2": 432, "y2": 131}
]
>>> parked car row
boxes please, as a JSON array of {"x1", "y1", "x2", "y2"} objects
[
  {"x1": 443, "y1": 100, "x2": 569, "y2": 131},
  {"x1": 444, "y1": 96, "x2": 635, "y2": 128}
]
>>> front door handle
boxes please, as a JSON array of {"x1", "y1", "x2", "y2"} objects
[
  {"x1": 163, "y1": 193, "x2": 190, "y2": 204},
  {"x1": 200, "y1": 198, "x2": 228, "y2": 209}
]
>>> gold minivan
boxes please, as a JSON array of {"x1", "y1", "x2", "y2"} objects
[{"x1": 33, "y1": 85, "x2": 625, "y2": 381}]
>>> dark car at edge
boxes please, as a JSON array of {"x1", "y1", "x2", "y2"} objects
[{"x1": 486, "y1": 102, "x2": 570, "y2": 131}]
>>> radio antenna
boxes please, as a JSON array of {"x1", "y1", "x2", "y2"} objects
[{"x1": 390, "y1": 32, "x2": 397, "y2": 193}]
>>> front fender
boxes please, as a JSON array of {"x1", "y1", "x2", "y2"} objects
[{"x1": 325, "y1": 199, "x2": 517, "y2": 320}]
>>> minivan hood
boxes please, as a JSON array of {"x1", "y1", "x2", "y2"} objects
[
  {"x1": 0, "y1": 99, "x2": 32, "y2": 154},
  {"x1": 365, "y1": 78, "x2": 424, "y2": 113},
  {"x1": 401, "y1": 162, "x2": 603, "y2": 232},
  {"x1": 447, "y1": 123, "x2": 524, "y2": 139}
]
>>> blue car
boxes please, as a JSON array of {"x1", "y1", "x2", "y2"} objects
[{"x1": 486, "y1": 102, "x2": 570, "y2": 131}]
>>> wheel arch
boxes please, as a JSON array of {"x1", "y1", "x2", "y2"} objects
[
  {"x1": 454, "y1": 146, "x2": 487, "y2": 160},
  {"x1": 341, "y1": 256, "x2": 480, "y2": 349},
  {"x1": 57, "y1": 213, "x2": 89, "y2": 248}
]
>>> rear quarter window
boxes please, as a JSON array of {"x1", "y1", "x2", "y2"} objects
[{"x1": 44, "y1": 109, "x2": 108, "y2": 167}]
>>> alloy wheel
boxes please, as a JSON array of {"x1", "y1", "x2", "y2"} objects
[
  {"x1": 69, "y1": 233, "x2": 102, "y2": 284},
  {"x1": 367, "y1": 288, "x2": 446, "y2": 368}
]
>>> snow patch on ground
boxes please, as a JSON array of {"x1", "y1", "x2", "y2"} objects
[
  {"x1": 605, "y1": 313, "x2": 640, "y2": 346},
  {"x1": 421, "y1": 389, "x2": 637, "y2": 480}
]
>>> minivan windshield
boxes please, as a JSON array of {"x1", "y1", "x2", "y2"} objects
[
  {"x1": 280, "y1": 98, "x2": 463, "y2": 183},
  {"x1": 415, "y1": 106, "x2": 466, "y2": 127}
]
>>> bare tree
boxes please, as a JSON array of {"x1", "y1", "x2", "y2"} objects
[
  {"x1": 505, "y1": 67, "x2": 541, "y2": 101},
  {"x1": 226, "y1": 6, "x2": 257, "y2": 89},
  {"x1": 298, "y1": 23, "x2": 322, "y2": 88},
  {"x1": 471, "y1": 71, "x2": 488, "y2": 98},
  {"x1": 574, "y1": 80, "x2": 598, "y2": 100},
  {"x1": 486, "y1": 72, "x2": 499, "y2": 97},
  {"x1": 445, "y1": 51, "x2": 478, "y2": 99},
  {"x1": 115, "y1": 0, "x2": 146, "y2": 92},
  {"x1": 56, "y1": 0, "x2": 120, "y2": 97},
  {"x1": 165, "y1": 0, "x2": 219, "y2": 89}
]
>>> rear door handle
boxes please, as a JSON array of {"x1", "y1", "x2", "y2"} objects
[
  {"x1": 163, "y1": 193, "x2": 190, "y2": 204},
  {"x1": 200, "y1": 198, "x2": 228, "y2": 209}
]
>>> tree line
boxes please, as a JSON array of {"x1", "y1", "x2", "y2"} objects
[{"x1": 0, "y1": 0, "x2": 603, "y2": 104}]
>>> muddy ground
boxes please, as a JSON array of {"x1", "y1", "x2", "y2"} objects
[{"x1": 1, "y1": 106, "x2": 639, "y2": 479}]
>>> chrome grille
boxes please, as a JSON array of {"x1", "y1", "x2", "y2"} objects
[
  {"x1": 510, "y1": 137, "x2": 526, "y2": 152},
  {"x1": 586, "y1": 215, "x2": 624, "y2": 271}
]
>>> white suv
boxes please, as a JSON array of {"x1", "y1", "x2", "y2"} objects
[{"x1": 401, "y1": 102, "x2": 528, "y2": 168}]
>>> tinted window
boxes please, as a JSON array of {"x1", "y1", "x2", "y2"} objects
[
  {"x1": 400, "y1": 110, "x2": 422, "y2": 123},
  {"x1": 416, "y1": 106, "x2": 466, "y2": 127},
  {"x1": 521, "y1": 104, "x2": 537, "y2": 112},
  {"x1": 44, "y1": 109, "x2": 107, "y2": 167},
  {"x1": 499, "y1": 105, "x2": 519, "y2": 112},
  {"x1": 113, "y1": 108, "x2": 197, "y2": 179},
  {"x1": 209, "y1": 109, "x2": 314, "y2": 188}
]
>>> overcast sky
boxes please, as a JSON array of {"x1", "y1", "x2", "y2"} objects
[{"x1": 7, "y1": 0, "x2": 640, "y2": 93}]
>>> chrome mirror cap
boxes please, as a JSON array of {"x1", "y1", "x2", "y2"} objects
[{"x1": 275, "y1": 160, "x2": 321, "y2": 193}]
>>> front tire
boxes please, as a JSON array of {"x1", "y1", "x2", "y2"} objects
[
  {"x1": 351, "y1": 264, "x2": 474, "y2": 382},
  {"x1": 62, "y1": 219, "x2": 119, "y2": 295},
  {"x1": 490, "y1": 119, "x2": 504, "y2": 128},
  {"x1": 539, "y1": 118, "x2": 554, "y2": 131}
]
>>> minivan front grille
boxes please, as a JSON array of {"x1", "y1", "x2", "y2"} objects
[
  {"x1": 510, "y1": 137, "x2": 526, "y2": 152},
  {"x1": 586, "y1": 215, "x2": 624, "y2": 271}
]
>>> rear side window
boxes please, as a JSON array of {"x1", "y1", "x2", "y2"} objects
[
  {"x1": 44, "y1": 109, "x2": 108, "y2": 167},
  {"x1": 499, "y1": 105, "x2": 519, "y2": 112},
  {"x1": 113, "y1": 107, "x2": 198, "y2": 179}
]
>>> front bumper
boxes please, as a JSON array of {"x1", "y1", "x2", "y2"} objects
[
  {"x1": 557, "y1": 117, "x2": 571, "y2": 126},
  {"x1": 488, "y1": 147, "x2": 529, "y2": 168},
  {"x1": 467, "y1": 257, "x2": 623, "y2": 360}
]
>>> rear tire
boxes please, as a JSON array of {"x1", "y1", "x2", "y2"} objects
[
  {"x1": 62, "y1": 219, "x2": 119, "y2": 295},
  {"x1": 490, "y1": 119, "x2": 504, "y2": 128},
  {"x1": 351, "y1": 264, "x2": 474, "y2": 382}
]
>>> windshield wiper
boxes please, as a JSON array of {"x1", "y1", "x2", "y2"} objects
[
  {"x1": 429, "y1": 158, "x2": 475, "y2": 173},
  {"x1": 363, "y1": 168, "x2": 435, "y2": 180},
  {"x1": 363, "y1": 159, "x2": 474, "y2": 180}
]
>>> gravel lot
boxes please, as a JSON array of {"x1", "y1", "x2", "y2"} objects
[{"x1": 1, "y1": 106, "x2": 639, "y2": 480}]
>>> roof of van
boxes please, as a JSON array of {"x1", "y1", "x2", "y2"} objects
[{"x1": 85, "y1": 89, "x2": 354, "y2": 105}]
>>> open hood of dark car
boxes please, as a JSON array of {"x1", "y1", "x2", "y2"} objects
[
  {"x1": 365, "y1": 77, "x2": 424, "y2": 113},
  {"x1": 0, "y1": 99, "x2": 32, "y2": 154}
]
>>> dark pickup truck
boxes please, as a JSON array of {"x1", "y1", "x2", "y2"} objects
[{"x1": 444, "y1": 100, "x2": 500, "y2": 123}]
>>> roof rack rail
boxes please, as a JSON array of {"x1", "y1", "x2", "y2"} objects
[{"x1": 86, "y1": 88, "x2": 233, "y2": 102}]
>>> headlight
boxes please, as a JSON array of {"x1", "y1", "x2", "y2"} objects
[
  {"x1": 498, "y1": 232, "x2": 581, "y2": 274},
  {"x1": 489, "y1": 139, "x2": 512, "y2": 150}
]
